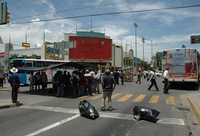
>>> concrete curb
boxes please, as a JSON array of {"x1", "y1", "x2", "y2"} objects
[
  {"x1": 0, "y1": 103, "x2": 23, "y2": 109},
  {"x1": 187, "y1": 97, "x2": 200, "y2": 123}
]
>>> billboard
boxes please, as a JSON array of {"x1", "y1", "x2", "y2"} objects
[
  {"x1": 69, "y1": 36, "x2": 112, "y2": 61},
  {"x1": 44, "y1": 41, "x2": 73, "y2": 60}
]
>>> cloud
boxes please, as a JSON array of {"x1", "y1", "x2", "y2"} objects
[
  {"x1": 31, "y1": 18, "x2": 41, "y2": 22},
  {"x1": 0, "y1": 0, "x2": 80, "y2": 51},
  {"x1": 101, "y1": 25, "x2": 128, "y2": 40},
  {"x1": 154, "y1": 34, "x2": 190, "y2": 44}
]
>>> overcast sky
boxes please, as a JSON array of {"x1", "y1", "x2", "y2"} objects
[{"x1": 0, "y1": 0, "x2": 200, "y2": 61}]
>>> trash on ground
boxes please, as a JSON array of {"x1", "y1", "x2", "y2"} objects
[
  {"x1": 133, "y1": 105, "x2": 160, "y2": 123},
  {"x1": 79, "y1": 100, "x2": 99, "y2": 119}
]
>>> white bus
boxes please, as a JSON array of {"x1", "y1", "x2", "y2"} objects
[{"x1": 162, "y1": 48, "x2": 200, "y2": 89}]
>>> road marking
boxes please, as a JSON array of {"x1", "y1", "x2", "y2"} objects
[
  {"x1": 89, "y1": 95, "x2": 102, "y2": 100},
  {"x1": 21, "y1": 106, "x2": 185, "y2": 126},
  {"x1": 149, "y1": 95, "x2": 160, "y2": 104},
  {"x1": 21, "y1": 105, "x2": 79, "y2": 114},
  {"x1": 157, "y1": 118, "x2": 185, "y2": 126},
  {"x1": 133, "y1": 94, "x2": 146, "y2": 102},
  {"x1": 112, "y1": 93, "x2": 121, "y2": 99},
  {"x1": 24, "y1": 114, "x2": 80, "y2": 136},
  {"x1": 116, "y1": 94, "x2": 133, "y2": 102},
  {"x1": 166, "y1": 96, "x2": 176, "y2": 105},
  {"x1": 187, "y1": 97, "x2": 200, "y2": 123}
]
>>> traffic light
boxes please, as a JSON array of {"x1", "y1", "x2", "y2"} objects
[
  {"x1": 0, "y1": 1, "x2": 10, "y2": 25},
  {"x1": 191, "y1": 36, "x2": 196, "y2": 44}
]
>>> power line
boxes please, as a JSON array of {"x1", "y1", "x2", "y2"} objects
[
  {"x1": 14, "y1": 3, "x2": 114, "y2": 21},
  {"x1": 9, "y1": 3, "x2": 200, "y2": 25}
]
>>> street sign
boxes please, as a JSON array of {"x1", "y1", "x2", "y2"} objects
[
  {"x1": 191, "y1": 35, "x2": 200, "y2": 44},
  {"x1": 22, "y1": 42, "x2": 30, "y2": 48}
]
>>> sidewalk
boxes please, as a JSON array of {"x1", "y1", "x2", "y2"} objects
[
  {"x1": 0, "y1": 99, "x2": 17, "y2": 109},
  {"x1": 0, "y1": 83, "x2": 10, "y2": 91}
]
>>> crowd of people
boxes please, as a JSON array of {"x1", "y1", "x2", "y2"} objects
[
  {"x1": 50, "y1": 69, "x2": 124, "y2": 98},
  {"x1": 6, "y1": 65, "x2": 169, "y2": 108},
  {"x1": 29, "y1": 71, "x2": 48, "y2": 94}
]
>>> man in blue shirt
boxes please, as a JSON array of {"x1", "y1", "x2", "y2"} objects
[{"x1": 8, "y1": 67, "x2": 20, "y2": 104}]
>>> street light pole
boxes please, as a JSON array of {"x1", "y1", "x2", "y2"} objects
[
  {"x1": 142, "y1": 37, "x2": 145, "y2": 62},
  {"x1": 151, "y1": 40, "x2": 153, "y2": 63},
  {"x1": 43, "y1": 31, "x2": 46, "y2": 43},
  {"x1": 134, "y1": 23, "x2": 138, "y2": 58}
]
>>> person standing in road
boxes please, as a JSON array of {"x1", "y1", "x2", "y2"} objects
[
  {"x1": 0, "y1": 72, "x2": 4, "y2": 88},
  {"x1": 148, "y1": 70, "x2": 159, "y2": 91},
  {"x1": 113, "y1": 70, "x2": 120, "y2": 85},
  {"x1": 8, "y1": 67, "x2": 21, "y2": 104},
  {"x1": 163, "y1": 68, "x2": 169, "y2": 94},
  {"x1": 136, "y1": 69, "x2": 142, "y2": 84},
  {"x1": 120, "y1": 70, "x2": 124, "y2": 85},
  {"x1": 41, "y1": 71, "x2": 48, "y2": 92},
  {"x1": 29, "y1": 72, "x2": 34, "y2": 93},
  {"x1": 101, "y1": 69, "x2": 116, "y2": 111}
]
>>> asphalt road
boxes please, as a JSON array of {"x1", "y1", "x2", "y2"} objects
[{"x1": 0, "y1": 78, "x2": 197, "y2": 136}]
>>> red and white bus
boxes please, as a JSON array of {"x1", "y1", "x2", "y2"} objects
[{"x1": 162, "y1": 48, "x2": 200, "y2": 89}]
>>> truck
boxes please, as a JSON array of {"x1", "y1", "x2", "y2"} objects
[{"x1": 162, "y1": 48, "x2": 200, "y2": 89}]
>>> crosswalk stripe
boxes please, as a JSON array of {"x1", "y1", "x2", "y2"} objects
[
  {"x1": 149, "y1": 95, "x2": 160, "y2": 104},
  {"x1": 89, "y1": 95, "x2": 102, "y2": 100},
  {"x1": 133, "y1": 94, "x2": 146, "y2": 102},
  {"x1": 166, "y1": 96, "x2": 176, "y2": 105},
  {"x1": 112, "y1": 93, "x2": 122, "y2": 99},
  {"x1": 116, "y1": 94, "x2": 133, "y2": 102}
]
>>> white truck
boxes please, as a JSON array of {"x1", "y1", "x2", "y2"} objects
[{"x1": 162, "y1": 48, "x2": 200, "y2": 89}]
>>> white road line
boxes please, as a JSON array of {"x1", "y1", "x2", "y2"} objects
[
  {"x1": 21, "y1": 105, "x2": 79, "y2": 114},
  {"x1": 21, "y1": 105, "x2": 185, "y2": 126},
  {"x1": 24, "y1": 114, "x2": 80, "y2": 136},
  {"x1": 157, "y1": 118, "x2": 185, "y2": 126}
]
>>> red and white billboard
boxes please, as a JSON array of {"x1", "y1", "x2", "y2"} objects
[{"x1": 69, "y1": 36, "x2": 112, "y2": 61}]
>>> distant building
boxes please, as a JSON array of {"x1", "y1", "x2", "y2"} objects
[
  {"x1": 5, "y1": 43, "x2": 14, "y2": 52},
  {"x1": 0, "y1": 52, "x2": 9, "y2": 71},
  {"x1": 9, "y1": 47, "x2": 41, "y2": 58}
]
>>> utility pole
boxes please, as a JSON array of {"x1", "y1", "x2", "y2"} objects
[
  {"x1": 25, "y1": 31, "x2": 28, "y2": 43},
  {"x1": 142, "y1": 37, "x2": 145, "y2": 62},
  {"x1": 90, "y1": 16, "x2": 93, "y2": 31},
  {"x1": 43, "y1": 31, "x2": 46, "y2": 43},
  {"x1": 151, "y1": 40, "x2": 153, "y2": 62},
  {"x1": 75, "y1": 24, "x2": 77, "y2": 32}
]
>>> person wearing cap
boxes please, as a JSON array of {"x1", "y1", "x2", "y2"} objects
[
  {"x1": 8, "y1": 67, "x2": 21, "y2": 104},
  {"x1": 101, "y1": 69, "x2": 116, "y2": 111}
]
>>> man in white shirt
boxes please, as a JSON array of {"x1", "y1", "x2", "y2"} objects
[{"x1": 163, "y1": 68, "x2": 169, "y2": 94}]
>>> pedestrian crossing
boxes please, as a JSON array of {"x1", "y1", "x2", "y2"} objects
[{"x1": 79, "y1": 93, "x2": 177, "y2": 106}]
